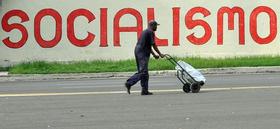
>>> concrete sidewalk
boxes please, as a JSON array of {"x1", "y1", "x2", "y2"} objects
[{"x1": 1, "y1": 66, "x2": 280, "y2": 82}]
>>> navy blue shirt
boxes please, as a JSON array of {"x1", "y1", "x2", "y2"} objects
[{"x1": 134, "y1": 29, "x2": 155, "y2": 57}]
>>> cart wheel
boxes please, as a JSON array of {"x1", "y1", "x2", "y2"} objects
[
  {"x1": 191, "y1": 83, "x2": 201, "y2": 93},
  {"x1": 199, "y1": 81, "x2": 205, "y2": 86},
  {"x1": 183, "y1": 84, "x2": 191, "y2": 93}
]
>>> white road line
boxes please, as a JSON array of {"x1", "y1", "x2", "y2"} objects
[
  {"x1": 62, "y1": 85, "x2": 119, "y2": 88},
  {"x1": 0, "y1": 86, "x2": 280, "y2": 97},
  {"x1": 202, "y1": 86, "x2": 280, "y2": 91}
]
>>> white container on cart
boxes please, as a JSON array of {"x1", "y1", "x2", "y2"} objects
[{"x1": 175, "y1": 60, "x2": 206, "y2": 83}]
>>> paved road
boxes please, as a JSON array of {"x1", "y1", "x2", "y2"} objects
[{"x1": 0, "y1": 73, "x2": 280, "y2": 129}]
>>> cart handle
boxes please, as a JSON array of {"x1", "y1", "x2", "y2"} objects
[
  {"x1": 164, "y1": 54, "x2": 177, "y2": 66},
  {"x1": 164, "y1": 54, "x2": 172, "y2": 59}
]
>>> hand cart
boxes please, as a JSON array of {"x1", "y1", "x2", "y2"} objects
[{"x1": 165, "y1": 54, "x2": 205, "y2": 93}]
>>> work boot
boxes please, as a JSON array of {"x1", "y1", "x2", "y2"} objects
[
  {"x1": 141, "y1": 91, "x2": 153, "y2": 95},
  {"x1": 125, "y1": 83, "x2": 131, "y2": 94}
]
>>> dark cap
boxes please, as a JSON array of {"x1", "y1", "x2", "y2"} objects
[{"x1": 148, "y1": 20, "x2": 160, "y2": 26}]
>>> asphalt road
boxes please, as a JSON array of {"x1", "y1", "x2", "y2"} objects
[{"x1": 0, "y1": 73, "x2": 280, "y2": 129}]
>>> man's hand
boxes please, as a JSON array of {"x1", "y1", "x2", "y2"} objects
[
  {"x1": 153, "y1": 55, "x2": 160, "y2": 59},
  {"x1": 159, "y1": 54, "x2": 165, "y2": 58}
]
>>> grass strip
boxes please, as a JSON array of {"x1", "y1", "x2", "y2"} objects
[{"x1": 2, "y1": 56, "x2": 280, "y2": 74}]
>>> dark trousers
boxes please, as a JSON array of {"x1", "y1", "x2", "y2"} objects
[{"x1": 126, "y1": 53, "x2": 150, "y2": 91}]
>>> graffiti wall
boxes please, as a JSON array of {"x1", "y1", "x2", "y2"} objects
[{"x1": 1, "y1": 0, "x2": 280, "y2": 65}]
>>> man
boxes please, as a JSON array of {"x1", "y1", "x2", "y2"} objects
[{"x1": 125, "y1": 20, "x2": 165, "y2": 95}]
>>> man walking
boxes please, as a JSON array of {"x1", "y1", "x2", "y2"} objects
[{"x1": 125, "y1": 20, "x2": 165, "y2": 95}]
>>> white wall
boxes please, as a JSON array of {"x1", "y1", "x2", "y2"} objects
[{"x1": 1, "y1": 0, "x2": 280, "y2": 66}]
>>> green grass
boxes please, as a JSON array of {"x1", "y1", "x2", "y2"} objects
[
  {"x1": 2, "y1": 56, "x2": 280, "y2": 74},
  {"x1": 0, "y1": 67, "x2": 9, "y2": 71}
]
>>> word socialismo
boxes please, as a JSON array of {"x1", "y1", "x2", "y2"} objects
[{"x1": 1, "y1": 6, "x2": 278, "y2": 48}]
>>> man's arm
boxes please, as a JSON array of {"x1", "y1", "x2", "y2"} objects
[
  {"x1": 151, "y1": 49, "x2": 159, "y2": 59},
  {"x1": 149, "y1": 31, "x2": 164, "y2": 58},
  {"x1": 152, "y1": 44, "x2": 165, "y2": 58}
]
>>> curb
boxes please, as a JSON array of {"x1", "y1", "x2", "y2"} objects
[
  {"x1": 1, "y1": 66, "x2": 280, "y2": 82},
  {"x1": 0, "y1": 72, "x2": 8, "y2": 77}
]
